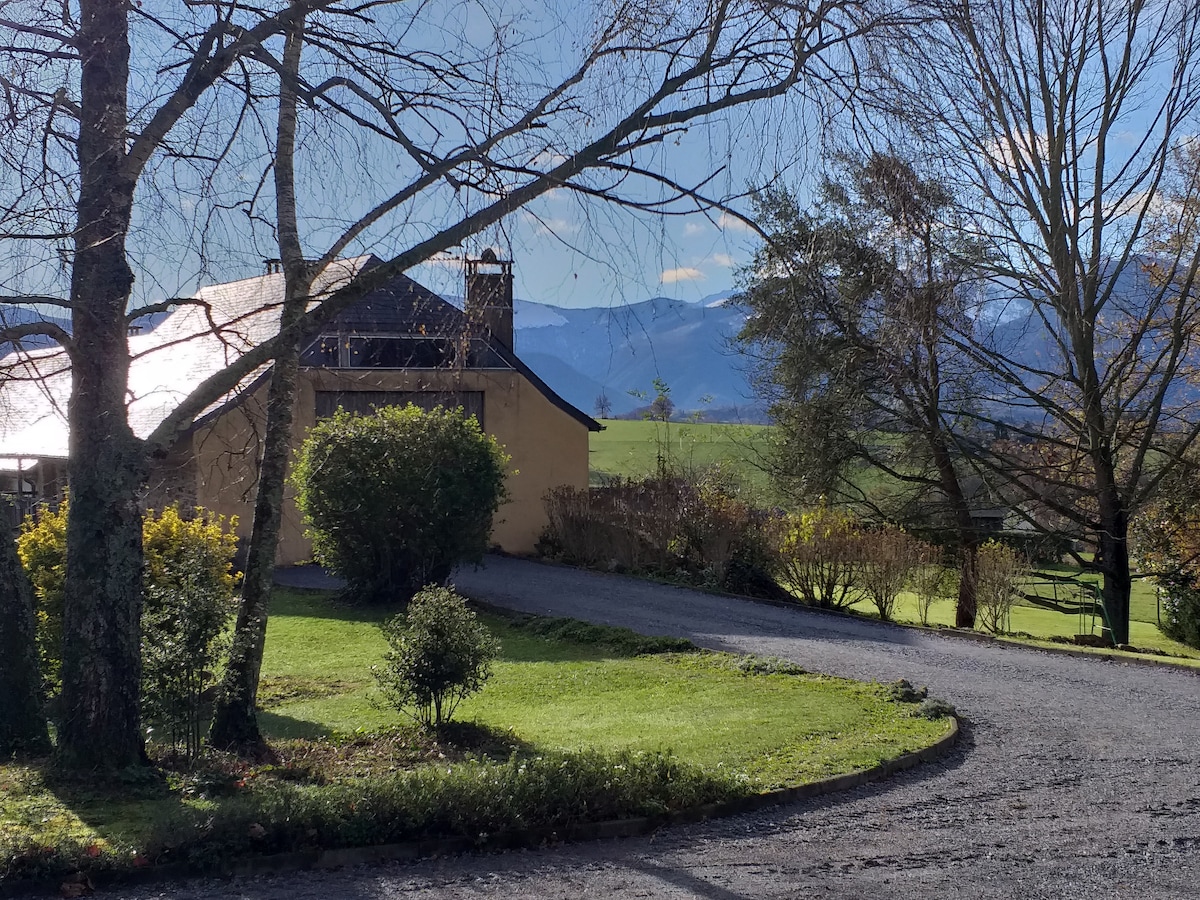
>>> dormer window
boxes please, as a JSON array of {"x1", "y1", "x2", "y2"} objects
[
  {"x1": 349, "y1": 336, "x2": 457, "y2": 368},
  {"x1": 301, "y1": 334, "x2": 458, "y2": 369},
  {"x1": 301, "y1": 333, "x2": 510, "y2": 369},
  {"x1": 303, "y1": 335, "x2": 341, "y2": 367}
]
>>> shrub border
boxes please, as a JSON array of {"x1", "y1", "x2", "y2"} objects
[{"x1": 0, "y1": 718, "x2": 958, "y2": 897}]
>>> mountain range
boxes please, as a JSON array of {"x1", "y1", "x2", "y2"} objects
[
  {"x1": 8, "y1": 261, "x2": 1191, "y2": 428},
  {"x1": 509, "y1": 290, "x2": 765, "y2": 421}
]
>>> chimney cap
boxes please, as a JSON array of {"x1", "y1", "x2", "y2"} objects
[{"x1": 480, "y1": 247, "x2": 498, "y2": 263}]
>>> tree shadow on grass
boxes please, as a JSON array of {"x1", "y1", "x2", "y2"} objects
[
  {"x1": 268, "y1": 587, "x2": 399, "y2": 625},
  {"x1": 483, "y1": 605, "x2": 698, "y2": 664},
  {"x1": 492, "y1": 629, "x2": 630, "y2": 664},
  {"x1": 257, "y1": 710, "x2": 335, "y2": 741},
  {"x1": 40, "y1": 766, "x2": 188, "y2": 850},
  {"x1": 32, "y1": 712, "x2": 334, "y2": 851}
]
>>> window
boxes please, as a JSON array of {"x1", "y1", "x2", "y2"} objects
[
  {"x1": 301, "y1": 334, "x2": 510, "y2": 369},
  {"x1": 315, "y1": 390, "x2": 485, "y2": 428},
  {"x1": 348, "y1": 336, "x2": 457, "y2": 368},
  {"x1": 301, "y1": 335, "x2": 341, "y2": 367}
]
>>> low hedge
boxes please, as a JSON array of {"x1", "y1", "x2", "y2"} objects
[{"x1": 2, "y1": 749, "x2": 746, "y2": 884}]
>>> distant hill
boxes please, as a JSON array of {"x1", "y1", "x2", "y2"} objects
[
  {"x1": 512, "y1": 291, "x2": 765, "y2": 422},
  {"x1": 0, "y1": 306, "x2": 72, "y2": 354}
]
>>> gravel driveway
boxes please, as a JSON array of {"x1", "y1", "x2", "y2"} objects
[{"x1": 122, "y1": 557, "x2": 1200, "y2": 899}]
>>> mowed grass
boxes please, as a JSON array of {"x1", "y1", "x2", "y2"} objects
[
  {"x1": 590, "y1": 419, "x2": 776, "y2": 500},
  {"x1": 846, "y1": 570, "x2": 1200, "y2": 664},
  {"x1": 263, "y1": 590, "x2": 948, "y2": 787},
  {"x1": 0, "y1": 588, "x2": 950, "y2": 871}
]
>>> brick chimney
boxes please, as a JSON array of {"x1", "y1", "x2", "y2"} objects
[{"x1": 465, "y1": 248, "x2": 514, "y2": 351}]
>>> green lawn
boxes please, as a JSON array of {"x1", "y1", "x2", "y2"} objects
[
  {"x1": 262, "y1": 590, "x2": 946, "y2": 786},
  {"x1": 860, "y1": 571, "x2": 1200, "y2": 664},
  {"x1": 0, "y1": 588, "x2": 950, "y2": 879},
  {"x1": 590, "y1": 419, "x2": 776, "y2": 501}
]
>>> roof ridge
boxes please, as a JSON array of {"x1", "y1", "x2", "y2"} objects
[{"x1": 191, "y1": 254, "x2": 373, "y2": 296}]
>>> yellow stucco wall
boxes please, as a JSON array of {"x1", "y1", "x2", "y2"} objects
[
  {"x1": 187, "y1": 367, "x2": 590, "y2": 565},
  {"x1": 187, "y1": 388, "x2": 269, "y2": 539}
]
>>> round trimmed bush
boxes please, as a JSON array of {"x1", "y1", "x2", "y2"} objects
[
  {"x1": 373, "y1": 585, "x2": 499, "y2": 728},
  {"x1": 291, "y1": 404, "x2": 509, "y2": 604}
]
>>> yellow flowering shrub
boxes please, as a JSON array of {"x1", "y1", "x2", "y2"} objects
[{"x1": 18, "y1": 500, "x2": 240, "y2": 693}]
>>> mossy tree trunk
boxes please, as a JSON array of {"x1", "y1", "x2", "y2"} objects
[{"x1": 57, "y1": 0, "x2": 147, "y2": 771}]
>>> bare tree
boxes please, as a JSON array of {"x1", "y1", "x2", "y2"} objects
[
  {"x1": 594, "y1": 392, "x2": 613, "y2": 418},
  {"x1": 208, "y1": 9, "x2": 310, "y2": 756},
  {"x1": 880, "y1": 0, "x2": 1200, "y2": 644},
  {"x1": 0, "y1": 0, "x2": 885, "y2": 768}
]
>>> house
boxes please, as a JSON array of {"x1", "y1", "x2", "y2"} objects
[{"x1": 0, "y1": 253, "x2": 601, "y2": 562}]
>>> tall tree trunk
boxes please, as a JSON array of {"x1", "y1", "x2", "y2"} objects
[
  {"x1": 0, "y1": 502, "x2": 51, "y2": 756},
  {"x1": 955, "y1": 542, "x2": 979, "y2": 629},
  {"x1": 210, "y1": 17, "x2": 307, "y2": 754},
  {"x1": 207, "y1": 293, "x2": 305, "y2": 753},
  {"x1": 1076, "y1": 310, "x2": 1132, "y2": 646},
  {"x1": 58, "y1": 0, "x2": 146, "y2": 770},
  {"x1": 929, "y1": 436, "x2": 979, "y2": 628},
  {"x1": 1097, "y1": 500, "x2": 1132, "y2": 646}
]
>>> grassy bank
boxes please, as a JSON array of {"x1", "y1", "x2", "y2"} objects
[{"x1": 0, "y1": 589, "x2": 950, "y2": 884}]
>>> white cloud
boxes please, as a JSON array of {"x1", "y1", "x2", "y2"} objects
[
  {"x1": 1103, "y1": 188, "x2": 1163, "y2": 220},
  {"x1": 683, "y1": 221, "x2": 710, "y2": 237},
  {"x1": 535, "y1": 216, "x2": 576, "y2": 236},
  {"x1": 661, "y1": 266, "x2": 706, "y2": 284},
  {"x1": 523, "y1": 213, "x2": 575, "y2": 237},
  {"x1": 709, "y1": 253, "x2": 736, "y2": 268},
  {"x1": 532, "y1": 151, "x2": 568, "y2": 168},
  {"x1": 717, "y1": 212, "x2": 754, "y2": 233}
]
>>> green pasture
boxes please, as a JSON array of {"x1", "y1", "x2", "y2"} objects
[{"x1": 589, "y1": 419, "x2": 776, "y2": 500}]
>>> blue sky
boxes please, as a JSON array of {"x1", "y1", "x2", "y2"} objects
[
  {"x1": 147, "y1": 0, "x2": 820, "y2": 311},
  {"x1": 0, "y1": 0, "x2": 824, "y2": 314},
  {"x1": 408, "y1": 191, "x2": 764, "y2": 309}
]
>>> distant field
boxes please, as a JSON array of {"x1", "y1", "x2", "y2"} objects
[
  {"x1": 587, "y1": 420, "x2": 1197, "y2": 659},
  {"x1": 590, "y1": 419, "x2": 778, "y2": 501}
]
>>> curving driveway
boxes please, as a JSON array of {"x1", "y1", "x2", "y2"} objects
[{"x1": 135, "y1": 557, "x2": 1199, "y2": 898}]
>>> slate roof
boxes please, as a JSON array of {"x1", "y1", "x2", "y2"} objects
[{"x1": 0, "y1": 256, "x2": 599, "y2": 468}]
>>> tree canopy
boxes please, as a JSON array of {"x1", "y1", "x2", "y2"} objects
[{"x1": 738, "y1": 152, "x2": 989, "y2": 625}]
